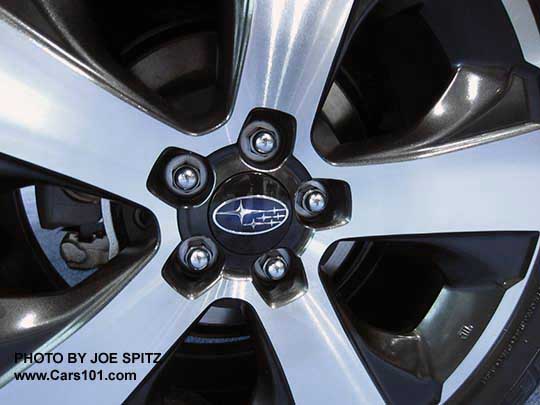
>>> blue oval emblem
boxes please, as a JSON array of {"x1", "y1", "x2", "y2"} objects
[{"x1": 212, "y1": 195, "x2": 289, "y2": 235}]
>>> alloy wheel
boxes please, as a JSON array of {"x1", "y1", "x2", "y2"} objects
[{"x1": 0, "y1": 1, "x2": 540, "y2": 404}]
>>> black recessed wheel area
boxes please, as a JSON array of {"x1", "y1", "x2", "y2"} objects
[
  {"x1": 1, "y1": 0, "x2": 251, "y2": 134},
  {"x1": 313, "y1": 0, "x2": 540, "y2": 165},
  {"x1": 0, "y1": 154, "x2": 158, "y2": 380},
  {"x1": 320, "y1": 231, "x2": 539, "y2": 405},
  {"x1": 125, "y1": 299, "x2": 293, "y2": 405}
]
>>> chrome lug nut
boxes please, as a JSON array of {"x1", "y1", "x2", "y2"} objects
[
  {"x1": 264, "y1": 256, "x2": 287, "y2": 280},
  {"x1": 252, "y1": 131, "x2": 277, "y2": 155},
  {"x1": 304, "y1": 189, "x2": 327, "y2": 214},
  {"x1": 175, "y1": 166, "x2": 199, "y2": 191},
  {"x1": 186, "y1": 247, "x2": 211, "y2": 271}
]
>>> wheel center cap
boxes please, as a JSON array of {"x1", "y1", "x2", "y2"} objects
[{"x1": 174, "y1": 143, "x2": 312, "y2": 278}]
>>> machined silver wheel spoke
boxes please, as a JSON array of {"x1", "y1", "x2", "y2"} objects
[
  {"x1": 228, "y1": 0, "x2": 355, "y2": 130},
  {"x1": 202, "y1": 4, "x2": 391, "y2": 399},
  {"x1": 295, "y1": 128, "x2": 540, "y2": 247}
]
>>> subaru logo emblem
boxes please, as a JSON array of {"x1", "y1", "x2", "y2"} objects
[{"x1": 212, "y1": 195, "x2": 289, "y2": 235}]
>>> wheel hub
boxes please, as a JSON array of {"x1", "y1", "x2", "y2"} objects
[
  {"x1": 147, "y1": 109, "x2": 352, "y2": 303},
  {"x1": 176, "y1": 145, "x2": 312, "y2": 277}
]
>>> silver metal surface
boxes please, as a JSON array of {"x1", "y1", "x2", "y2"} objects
[
  {"x1": 252, "y1": 130, "x2": 276, "y2": 154},
  {"x1": 304, "y1": 190, "x2": 326, "y2": 214},
  {"x1": 0, "y1": 0, "x2": 538, "y2": 404},
  {"x1": 264, "y1": 256, "x2": 287, "y2": 280},
  {"x1": 503, "y1": 0, "x2": 540, "y2": 67},
  {"x1": 174, "y1": 166, "x2": 199, "y2": 191},
  {"x1": 186, "y1": 247, "x2": 211, "y2": 271}
]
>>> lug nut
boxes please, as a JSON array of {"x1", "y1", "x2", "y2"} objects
[
  {"x1": 263, "y1": 256, "x2": 288, "y2": 280},
  {"x1": 186, "y1": 247, "x2": 211, "y2": 271},
  {"x1": 252, "y1": 131, "x2": 277, "y2": 155},
  {"x1": 175, "y1": 166, "x2": 199, "y2": 191},
  {"x1": 304, "y1": 189, "x2": 327, "y2": 214}
]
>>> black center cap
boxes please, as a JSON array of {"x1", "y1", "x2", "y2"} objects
[
  {"x1": 209, "y1": 173, "x2": 291, "y2": 255},
  {"x1": 175, "y1": 144, "x2": 312, "y2": 277}
]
